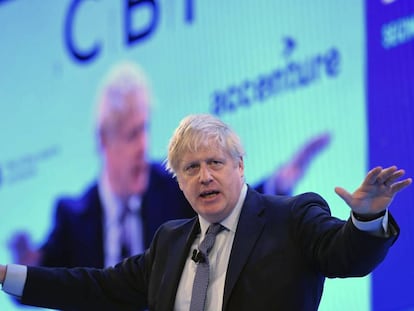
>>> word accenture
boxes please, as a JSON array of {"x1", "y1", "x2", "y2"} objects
[{"x1": 210, "y1": 47, "x2": 341, "y2": 116}]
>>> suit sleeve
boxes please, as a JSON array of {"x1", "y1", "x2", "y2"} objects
[
  {"x1": 40, "y1": 200, "x2": 73, "y2": 267},
  {"x1": 290, "y1": 192, "x2": 399, "y2": 278},
  {"x1": 20, "y1": 254, "x2": 149, "y2": 311}
]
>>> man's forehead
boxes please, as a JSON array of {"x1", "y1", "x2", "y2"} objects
[{"x1": 181, "y1": 145, "x2": 227, "y2": 161}]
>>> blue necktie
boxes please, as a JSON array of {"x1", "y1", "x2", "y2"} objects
[
  {"x1": 120, "y1": 197, "x2": 143, "y2": 259},
  {"x1": 190, "y1": 223, "x2": 224, "y2": 311}
]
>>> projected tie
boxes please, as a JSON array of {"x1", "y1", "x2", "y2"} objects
[
  {"x1": 190, "y1": 223, "x2": 224, "y2": 311},
  {"x1": 120, "y1": 197, "x2": 143, "y2": 259}
]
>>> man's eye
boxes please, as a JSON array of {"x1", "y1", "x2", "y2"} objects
[
  {"x1": 185, "y1": 164, "x2": 199, "y2": 175},
  {"x1": 210, "y1": 160, "x2": 223, "y2": 168},
  {"x1": 124, "y1": 125, "x2": 146, "y2": 142}
]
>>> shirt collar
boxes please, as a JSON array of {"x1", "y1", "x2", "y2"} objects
[
  {"x1": 98, "y1": 170, "x2": 133, "y2": 222},
  {"x1": 99, "y1": 171, "x2": 143, "y2": 220},
  {"x1": 198, "y1": 183, "x2": 248, "y2": 236}
]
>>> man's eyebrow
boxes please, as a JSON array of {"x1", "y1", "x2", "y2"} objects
[{"x1": 182, "y1": 160, "x2": 200, "y2": 166}]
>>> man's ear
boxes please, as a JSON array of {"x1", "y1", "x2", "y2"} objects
[
  {"x1": 238, "y1": 157, "x2": 245, "y2": 179},
  {"x1": 239, "y1": 156, "x2": 244, "y2": 170},
  {"x1": 99, "y1": 129, "x2": 110, "y2": 149}
]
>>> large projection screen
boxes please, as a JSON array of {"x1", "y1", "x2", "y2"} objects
[{"x1": 0, "y1": 1, "x2": 413, "y2": 310}]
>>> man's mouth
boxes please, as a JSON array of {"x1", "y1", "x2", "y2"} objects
[{"x1": 200, "y1": 190, "x2": 219, "y2": 198}]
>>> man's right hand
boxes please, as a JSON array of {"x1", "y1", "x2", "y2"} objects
[
  {"x1": 9, "y1": 231, "x2": 42, "y2": 265},
  {"x1": 0, "y1": 264, "x2": 6, "y2": 285}
]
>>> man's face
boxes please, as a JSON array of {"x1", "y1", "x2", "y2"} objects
[
  {"x1": 102, "y1": 106, "x2": 149, "y2": 199},
  {"x1": 176, "y1": 143, "x2": 244, "y2": 223}
]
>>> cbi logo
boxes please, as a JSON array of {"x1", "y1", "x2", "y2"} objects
[{"x1": 64, "y1": 0, "x2": 195, "y2": 63}]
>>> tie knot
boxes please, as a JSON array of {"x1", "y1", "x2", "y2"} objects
[
  {"x1": 120, "y1": 196, "x2": 141, "y2": 222},
  {"x1": 206, "y1": 223, "x2": 224, "y2": 236},
  {"x1": 198, "y1": 223, "x2": 225, "y2": 257}
]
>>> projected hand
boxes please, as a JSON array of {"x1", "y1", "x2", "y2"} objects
[
  {"x1": 271, "y1": 132, "x2": 331, "y2": 194},
  {"x1": 335, "y1": 166, "x2": 412, "y2": 216},
  {"x1": 0, "y1": 265, "x2": 6, "y2": 285},
  {"x1": 8, "y1": 231, "x2": 42, "y2": 265}
]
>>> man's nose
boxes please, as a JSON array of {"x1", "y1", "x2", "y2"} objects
[
  {"x1": 133, "y1": 133, "x2": 147, "y2": 153},
  {"x1": 199, "y1": 165, "x2": 213, "y2": 184}
]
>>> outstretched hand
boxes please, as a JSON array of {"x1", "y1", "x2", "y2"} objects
[
  {"x1": 335, "y1": 166, "x2": 412, "y2": 216},
  {"x1": 0, "y1": 265, "x2": 6, "y2": 285},
  {"x1": 8, "y1": 231, "x2": 42, "y2": 266},
  {"x1": 272, "y1": 132, "x2": 331, "y2": 194}
]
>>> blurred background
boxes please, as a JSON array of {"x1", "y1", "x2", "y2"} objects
[{"x1": 0, "y1": 1, "x2": 413, "y2": 310}]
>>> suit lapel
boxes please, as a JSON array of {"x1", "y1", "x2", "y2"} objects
[
  {"x1": 222, "y1": 188, "x2": 266, "y2": 309},
  {"x1": 156, "y1": 218, "x2": 200, "y2": 310},
  {"x1": 79, "y1": 185, "x2": 105, "y2": 267}
]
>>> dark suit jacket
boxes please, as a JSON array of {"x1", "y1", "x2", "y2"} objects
[
  {"x1": 22, "y1": 187, "x2": 398, "y2": 311},
  {"x1": 41, "y1": 162, "x2": 195, "y2": 268}
]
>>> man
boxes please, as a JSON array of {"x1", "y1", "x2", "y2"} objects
[
  {"x1": 10, "y1": 61, "x2": 194, "y2": 269},
  {"x1": 10, "y1": 61, "x2": 330, "y2": 269},
  {"x1": 1, "y1": 114, "x2": 411, "y2": 311}
]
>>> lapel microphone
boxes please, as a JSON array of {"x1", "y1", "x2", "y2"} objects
[{"x1": 191, "y1": 249, "x2": 205, "y2": 263}]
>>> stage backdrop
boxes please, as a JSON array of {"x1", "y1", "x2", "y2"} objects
[{"x1": 0, "y1": 1, "x2": 412, "y2": 310}]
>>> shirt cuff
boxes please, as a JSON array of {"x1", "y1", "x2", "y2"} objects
[
  {"x1": 351, "y1": 209, "x2": 389, "y2": 236},
  {"x1": 2, "y1": 264, "x2": 27, "y2": 297}
]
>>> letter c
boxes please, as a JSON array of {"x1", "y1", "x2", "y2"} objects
[{"x1": 64, "y1": 0, "x2": 101, "y2": 63}]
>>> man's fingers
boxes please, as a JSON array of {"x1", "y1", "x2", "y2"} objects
[
  {"x1": 295, "y1": 132, "x2": 331, "y2": 167},
  {"x1": 334, "y1": 186, "x2": 352, "y2": 205},
  {"x1": 391, "y1": 178, "x2": 412, "y2": 194},
  {"x1": 373, "y1": 167, "x2": 411, "y2": 193},
  {"x1": 383, "y1": 169, "x2": 406, "y2": 185},
  {"x1": 366, "y1": 166, "x2": 383, "y2": 185},
  {"x1": 376, "y1": 166, "x2": 398, "y2": 184}
]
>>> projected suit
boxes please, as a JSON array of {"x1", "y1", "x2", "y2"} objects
[{"x1": 40, "y1": 162, "x2": 194, "y2": 268}]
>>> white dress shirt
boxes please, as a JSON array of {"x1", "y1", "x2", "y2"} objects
[
  {"x1": 174, "y1": 184, "x2": 248, "y2": 311},
  {"x1": 99, "y1": 172, "x2": 144, "y2": 267}
]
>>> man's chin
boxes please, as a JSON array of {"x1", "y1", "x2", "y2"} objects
[{"x1": 130, "y1": 183, "x2": 148, "y2": 196}]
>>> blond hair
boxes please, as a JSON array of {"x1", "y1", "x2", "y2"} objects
[
  {"x1": 95, "y1": 61, "x2": 152, "y2": 138},
  {"x1": 166, "y1": 114, "x2": 245, "y2": 175}
]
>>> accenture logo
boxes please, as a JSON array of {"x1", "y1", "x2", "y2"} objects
[{"x1": 210, "y1": 37, "x2": 341, "y2": 116}]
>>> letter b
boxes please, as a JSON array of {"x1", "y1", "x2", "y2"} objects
[{"x1": 125, "y1": 0, "x2": 159, "y2": 46}]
